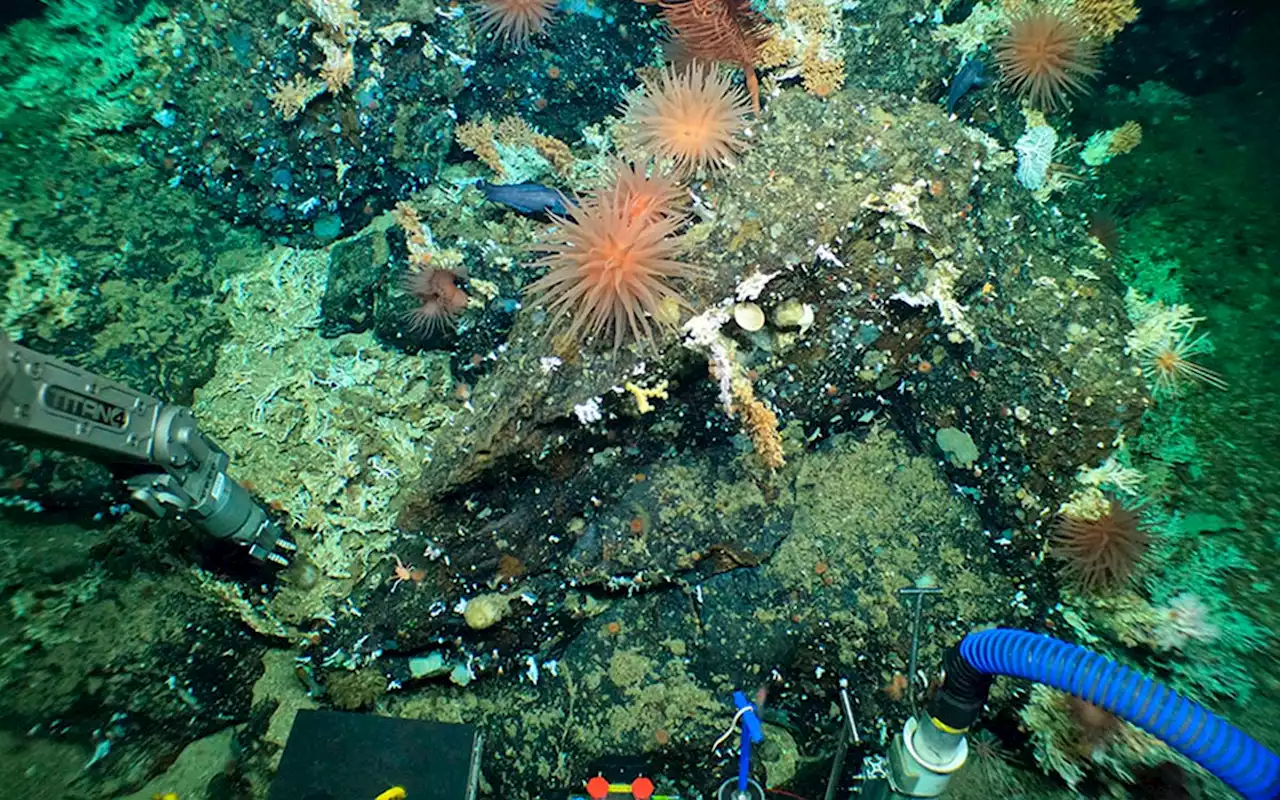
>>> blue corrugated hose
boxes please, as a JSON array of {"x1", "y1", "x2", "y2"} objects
[{"x1": 959, "y1": 628, "x2": 1280, "y2": 800}]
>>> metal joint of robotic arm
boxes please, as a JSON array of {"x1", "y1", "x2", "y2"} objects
[{"x1": 0, "y1": 330, "x2": 294, "y2": 565}]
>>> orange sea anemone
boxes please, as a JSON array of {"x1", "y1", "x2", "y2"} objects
[
  {"x1": 474, "y1": 0, "x2": 556, "y2": 47},
  {"x1": 995, "y1": 11, "x2": 1099, "y2": 111},
  {"x1": 609, "y1": 161, "x2": 687, "y2": 223},
  {"x1": 404, "y1": 268, "x2": 469, "y2": 335},
  {"x1": 624, "y1": 63, "x2": 751, "y2": 175},
  {"x1": 524, "y1": 179, "x2": 705, "y2": 351}
]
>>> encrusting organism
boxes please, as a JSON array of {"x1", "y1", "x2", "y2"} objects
[
  {"x1": 733, "y1": 379, "x2": 785, "y2": 470},
  {"x1": 1108, "y1": 120, "x2": 1143, "y2": 155},
  {"x1": 653, "y1": 0, "x2": 770, "y2": 113},
  {"x1": 703, "y1": 338, "x2": 785, "y2": 470},
  {"x1": 996, "y1": 10, "x2": 1099, "y2": 111},
  {"x1": 524, "y1": 172, "x2": 705, "y2": 351},
  {"x1": 624, "y1": 63, "x2": 752, "y2": 175}
]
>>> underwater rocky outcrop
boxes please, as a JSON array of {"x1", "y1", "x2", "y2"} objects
[
  {"x1": 2, "y1": 0, "x2": 1277, "y2": 798},
  {"x1": 293, "y1": 84, "x2": 1147, "y2": 796}
]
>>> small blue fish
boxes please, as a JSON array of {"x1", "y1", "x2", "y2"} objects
[
  {"x1": 477, "y1": 181, "x2": 575, "y2": 217},
  {"x1": 945, "y1": 57, "x2": 988, "y2": 115}
]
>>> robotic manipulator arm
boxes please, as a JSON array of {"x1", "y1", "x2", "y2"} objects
[{"x1": 0, "y1": 330, "x2": 294, "y2": 565}]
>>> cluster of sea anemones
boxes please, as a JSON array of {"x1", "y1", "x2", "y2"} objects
[
  {"x1": 519, "y1": 61, "x2": 756, "y2": 351},
  {"x1": 401, "y1": 58, "x2": 754, "y2": 349}
]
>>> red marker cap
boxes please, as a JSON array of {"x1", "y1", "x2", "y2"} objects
[
  {"x1": 631, "y1": 776, "x2": 655, "y2": 800},
  {"x1": 586, "y1": 776, "x2": 611, "y2": 800}
]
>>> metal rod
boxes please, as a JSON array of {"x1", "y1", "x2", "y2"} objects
[
  {"x1": 898, "y1": 584, "x2": 941, "y2": 717},
  {"x1": 907, "y1": 592, "x2": 923, "y2": 716},
  {"x1": 823, "y1": 719, "x2": 848, "y2": 800},
  {"x1": 824, "y1": 687, "x2": 860, "y2": 800}
]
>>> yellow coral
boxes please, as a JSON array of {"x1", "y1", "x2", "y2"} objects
[
  {"x1": 494, "y1": 114, "x2": 532, "y2": 144},
  {"x1": 532, "y1": 133, "x2": 575, "y2": 177},
  {"x1": 391, "y1": 201, "x2": 433, "y2": 268},
  {"x1": 1108, "y1": 120, "x2": 1142, "y2": 155},
  {"x1": 757, "y1": 34, "x2": 796, "y2": 70},
  {"x1": 495, "y1": 115, "x2": 576, "y2": 177},
  {"x1": 625, "y1": 380, "x2": 669, "y2": 414},
  {"x1": 731, "y1": 379, "x2": 785, "y2": 470},
  {"x1": 455, "y1": 116, "x2": 504, "y2": 177},
  {"x1": 456, "y1": 115, "x2": 576, "y2": 178},
  {"x1": 1074, "y1": 0, "x2": 1140, "y2": 41},
  {"x1": 314, "y1": 34, "x2": 354, "y2": 93},
  {"x1": 785, "y1": 0, "x2": 832, "y2": 31},
  {"x1": 801, "y1": 45, "x2": 845, "y2": 98},
  {"x1": 269, "y1": 74, "x2": 325, "y2": 121}
]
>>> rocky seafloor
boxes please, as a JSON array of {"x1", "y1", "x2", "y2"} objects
[{"x1": 1, "y1": 0, "x2": 1277, "y2": 799}]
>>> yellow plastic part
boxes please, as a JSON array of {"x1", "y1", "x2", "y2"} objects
[
  {"x1": 929, "y1": 716, "x2": 967, "y2": 735},
  {"x1": 375, "y1": 787, "x2": 407, "y2": 800}
]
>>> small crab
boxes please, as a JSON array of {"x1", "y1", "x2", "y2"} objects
[{"x1": 389, "y1": 554, "x2": 426, "y2": 592}]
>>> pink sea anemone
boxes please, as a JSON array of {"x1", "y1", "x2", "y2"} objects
[
  {"x1": 473, "y1": 0, "x2": 557, "y2": 47},
  {"x1": 996, "y1": 11, "x2": 1099, "y2": 111},
  {"x1": 403, "y1": 268, "x2": 468, "y2": 335},
  {"x1": 1051, "y1": 501, "x2": 1148, "y2": 592}
]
